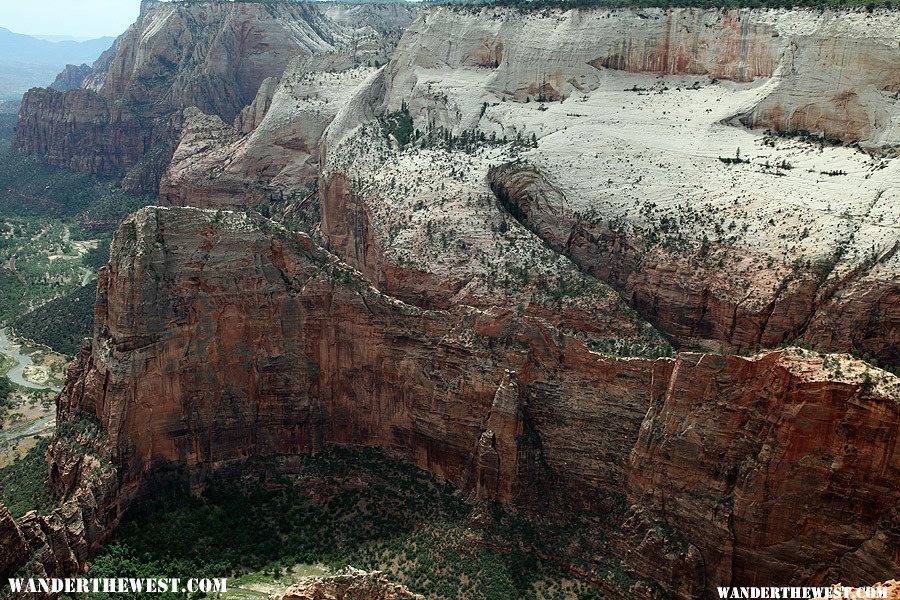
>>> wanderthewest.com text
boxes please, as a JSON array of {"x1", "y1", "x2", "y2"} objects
[{"x1": 8, "y1": 577, "x2": 227, "y2": 594}]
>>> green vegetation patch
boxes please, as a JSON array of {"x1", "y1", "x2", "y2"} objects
[
  {"x1": 0, "y1": 218, "x2": 92, "y2": 322},
  {"x1": 0, "y1": 374, "x2": 12, "y2": 410},
  {"x1": 0, "y1": 353, "x2": 14, "y2": 419},
  {"x1": 83, "y1": 448, "x2": 621, "y2": 600},
  {"x1": 13, "y1": 283, "x2": 96, "y2": 356},
  {"x1": 0, "y1": 437, "x2": 55, "y2": 518},
  {"x1": 0, "y1": 269, "x2": 26, "y2": 325},
  {"x1": 382, "y1": 102, "x2": 415, "y2": 146},
  {"x1": 0, "y1": 132, "x2": 135, "y2": 348},
  {"x1": 0, "y1": 141, "x2": 154, "y2": 229}
]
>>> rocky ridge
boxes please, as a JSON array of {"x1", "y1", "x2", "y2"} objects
[
  {"x1": 151, "y1": 7, "x2": 898, "y2": 364},
  {"x1": 12, "y1": 0, "x2": 416, "y2": 192},
  {"x1": 2, "y1": 5, "x2": 898, "y2": 600},
  {"x1": 316, "y1": 6, "x2": 899, "y2": 363},
  {"x1": 160, "y1": 54, "x2": 379, "y2": 217},
  {"x1": 1, "y1": 206, "x2": 895, "y2": 599},
  {"x1": 277, "y1": 567, "x2": 424, "y2": 600},
  {"x1": 48, "y1": 65, "x2": 92, "y2": 92}
]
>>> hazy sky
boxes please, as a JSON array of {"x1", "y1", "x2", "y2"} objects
[{"x1": 0, "y1": 0, "x2": 140, "y2": 39}]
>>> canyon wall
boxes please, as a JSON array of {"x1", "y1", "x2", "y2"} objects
[
  {"x1": 315, "y1": 6, "x2": 898, "y2": 364},
  {"x1": 383, "y1": 6, "x2": 779, "y2": 107},
  {"x1": 627, "y1": 351, "x2": 900, "y2": 589},
  {"x1": 12, "y1": 0, "x2": 416, "y2": 192},
  {"x1": 3, "y1": 6, "x2": 898, "y2": 599},
  {"x1": 14, "y1": 87, "x2": 178, "y2": 181},
  {"x1": 3, "y1": 206, "x2": 895, "y2": 598},
  {"x1": 160, "y1": 54, "x2": 377, "y2": 213},
  {"x1": 141, "y1": 4, "x2": 900, "y2": 338},
  {"x1": 59, "y1": 207, "x2": 654, "y2": 509},
  {"x1": 488, "y1": 164, "x2": 899, "y2": 366},
  {"x1": 374, "y1": 6, "x2": 898, "y2": 147},
  {"x1": 735, "y1": 21, "x2": 900, "y2": 149},
  {"x1": 161, "y1": 8, "x2": 898, "y2": 218}
]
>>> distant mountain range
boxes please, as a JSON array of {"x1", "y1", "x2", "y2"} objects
[
  {"x1": 0, "y1": 28, "x2": 113, "y2": 65},
  {"x1": 30, "y1": 35, "x2": 102, "y2": 43},
  {"x1": 0, "y1": 27, "x2": 114, "y2": 100}
]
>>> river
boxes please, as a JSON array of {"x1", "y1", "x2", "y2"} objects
[
  {"x1": 0, "y1": 328, "x2": 59, "y2": 445},
  {"x1": 0, "y1": 412, "x2": 54, "y2": 445},
  {"x1": 0, "y1": 328, "x2": 60, "y2": 391}
]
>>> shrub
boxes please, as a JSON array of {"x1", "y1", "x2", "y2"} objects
[
  {"x1": 13, "y1": 283, "x2": 96, "y2": 356},
  {"x1": 0, "y1": 438, "x2": 56, "y2": 518}
]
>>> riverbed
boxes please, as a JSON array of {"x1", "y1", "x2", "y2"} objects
[
  {"x1": 0, "y1": 328, "x2": 58, "y2": 452},
  {"x1": 0, "y1": 328, "x2": 61, "y2": 391}
]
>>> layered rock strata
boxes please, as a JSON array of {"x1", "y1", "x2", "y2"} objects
[
  {"x1": 626, "y1": 351, "x2": 900, "y2": 590},
  {"x1": 377, "y1": 6, "x2": 899, "y2": 148},
  {"x1": 488, "y1": 163, "x2": 899, "y2": 364},
  {"x1": 3, "y1": 6, "x2": 899, "y2": 599},
  {"x1": 176, "y1": 6, "x2": 896, "y2": 207},
  {"x1": 16, "y1": 5, "x2": 897, "y2": 363},
  {"x1": 160, "y1": 54, "x2": 378, "y2": 213},
  {"x1": 13, "y1": 0, "x2": 416, "y2": 192},
  {"x1": 317, "y1": 6, "x2": 899, "y2": 363},
  {"x1": 5, "y1": 206, "x2": 894, "y2": 599}
]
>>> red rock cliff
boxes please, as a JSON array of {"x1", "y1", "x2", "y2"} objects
[
  {"x1": 12, "y1": 206, "x2": 894, "y2": 599},
  {"x1": 488, "y1": 163, "x2": 900, "y2": 368}
]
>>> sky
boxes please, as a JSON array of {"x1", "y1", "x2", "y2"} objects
[{"x1": 0, "y1": 0, "x2": 140, "y2": 39}]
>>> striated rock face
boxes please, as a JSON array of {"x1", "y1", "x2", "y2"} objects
[
  {"x1": 626, "y1": 351, "x2": 900, "y2": 590},
  {"x1": 382, "y1": 6, "x2": 779, "y2": 108},
  {"x1": 61, "y1": 207, "x2": 655, "y2": 508},
  {"x1": 802, "y1": 265, "x2": 900, "y2": 368},
  {"x1": 49, "y1": 64, "x2": 93, "y2": 92},
  {"x1": 24, "y1": 206, "x2": 898, "y2": 599},
  {"x1": 0, "y1": 506, "x2": 27, "y2": 580},
  {"x1": 79, "y1": 0, "x2": 413, "y2": 124},
  {"x1": 374, "y1": 6, "x2": 898, "y2": 147},
  {"x1": 315, "y1": 6, "x2": 898, "y2": 364},
  {"x1": 488, "y1": 164, "x2": 899, "y2": 365},
  {"x1": 5, "y1": 6, "x2": 898, "y2": 599},
  {"x1": 14, "y1": 87, "x2": 177, "y2": 180},
  {"x1": 158, "y1": 2, "x2": 413, "y2": 213},
  {"x1": 13, "y1": 0, "x2": 417, "y2": 192},
  {"x1": 735, "y1": 20, "x2": 900, "y2": 149},
  {"x1": 160, "y1": 55, "x2": 380, "y2": 213},
  {"x1": 278, "y1": 568, "x2": 423, "y2": 600}
]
